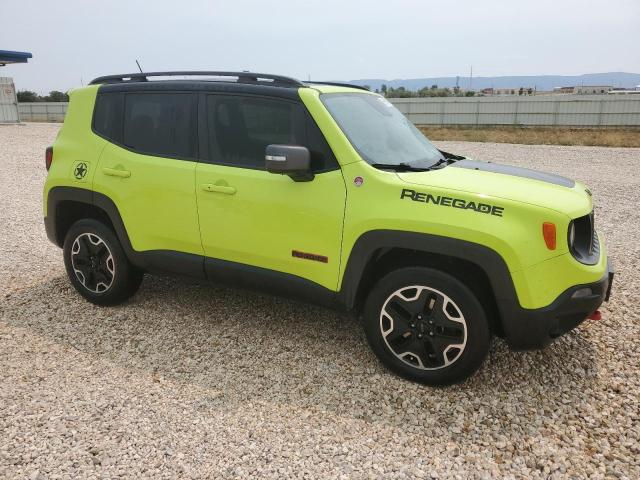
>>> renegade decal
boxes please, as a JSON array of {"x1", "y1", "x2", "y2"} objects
[
  {"x1": 400, "y1": 188, "x2": 504, "y2": 217},
  {"x1": 292, "y1": 250, "x2": 329, "y2": 263}
]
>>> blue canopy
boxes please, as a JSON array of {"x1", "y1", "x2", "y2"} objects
[{"x1": 0, "y1": 50, "x2": 33, "y2": 66}]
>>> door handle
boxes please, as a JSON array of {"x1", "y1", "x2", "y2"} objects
[
  {"x1": 103, "y1": 167, "x2": 131, "y2": 178},
  {"x1": 202, "y1": 183, "x2": 236, "y2": 195}
]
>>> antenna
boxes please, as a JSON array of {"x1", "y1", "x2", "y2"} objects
[{"x1": 135, "y1": 60, "x2": 144, "y2": 73}]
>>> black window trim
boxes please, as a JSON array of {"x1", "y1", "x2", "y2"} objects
[
  {"x1": 202, "y1": 92, "x2": 339, "y2": 174},
  {"x1": 91, "y1": 90, "x2": 200, "y2": 163},
  {"x1": 91, "y1": 89, "x2": 340, "y2": 172}
]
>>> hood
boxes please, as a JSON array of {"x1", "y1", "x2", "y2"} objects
[{"x1": 397, "y1": 159, "x2": 592, "y2": 218}]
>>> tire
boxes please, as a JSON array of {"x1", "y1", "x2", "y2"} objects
[
  {"x1": 363, "y1": 267, "x2": 490, "y2": 386},
  {"x1": 63, "y1": 219, "x2": 143, "y2": 306}
]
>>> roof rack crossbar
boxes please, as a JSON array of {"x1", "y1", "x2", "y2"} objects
[
  {"x1": 306, "y1": 81, "x2": 370, "y2": 91},
  {"x1": 89, "y1": 71, "x2": 303, "y2": 87}
]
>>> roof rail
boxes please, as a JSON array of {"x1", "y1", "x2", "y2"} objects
[
  {"x1": 89, "y1": 71, "x2": 304, "y2": 87},
  {"x1": 305, "y1": 81, "x2": 370, "y2": 91}
]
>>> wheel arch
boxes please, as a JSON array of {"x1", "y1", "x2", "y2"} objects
[
  {"x1": 45, "y1": 186, "x2": 135, "y2": 256},
  {"x1": 339, "y1": 230, "x2": 519, "y2": 336}
]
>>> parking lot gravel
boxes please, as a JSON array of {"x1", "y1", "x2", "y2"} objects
[{"x1": 1, "y1": 123, "x2": 638, "y2": 479}]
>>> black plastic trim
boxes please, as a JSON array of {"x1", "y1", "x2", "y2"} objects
[
  {"x1": 46, "y1": 190, "x2": 611, "y2": 350},
  {"x1": 502, "y1": 263, "x2": 612, "y2": 349},
  {"x1": 205, "y1": 258, "x2": 339, "y2": 309},
  {"x1": 44, "y1": 187, "x2": 93, "y2": 247},
  {"x1": 338, "y1": 229, "x2": 611, "y2": 350},
  {"x1": 339, "y1": 230, "x2": 516, "y2": 310}
]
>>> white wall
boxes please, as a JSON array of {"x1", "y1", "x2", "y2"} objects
[
  {"x1": 0, "y1": 77, "x2": 19, "y2": 123},
  {"x1": 389, "y1": 95, "x2": 640, "y2": 127}
]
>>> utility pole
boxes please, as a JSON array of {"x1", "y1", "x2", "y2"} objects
[{"x1": 469, "y1": 65, "x2": 473, "y2": 90}]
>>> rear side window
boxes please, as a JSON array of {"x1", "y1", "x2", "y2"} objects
[
  {"x1": 93, "y1": 93, "x2": 123, "y2": 143},
  {"x1": 123, "y1": 93, "x2": 197, "y2": 159},
  {"x1": 207, "y1": 95, "x2": 338, "y2": 172}
]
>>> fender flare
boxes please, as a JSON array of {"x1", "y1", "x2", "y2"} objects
[
  {"x1": 338, "y1": 230, "x2": 520, "y2": 322},
  {"x1": 46, "y1": 186, "x2": 133, "y2": 251}
]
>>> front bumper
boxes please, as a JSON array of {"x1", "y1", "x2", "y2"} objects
[{"x1": 503, "y1": 260, "x2": 613, "y2": 350}]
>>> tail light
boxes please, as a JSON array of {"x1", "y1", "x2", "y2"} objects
[
  {"x1": 45, "y1": 146, "x2": 53, "y2": 171},
  {"x1": 542, "y1": 222, "x2": 556, "y2": 250}
]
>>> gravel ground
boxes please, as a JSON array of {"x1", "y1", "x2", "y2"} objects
[{"x1": 1, "y1": 123, "x2": 638, "y2": 479}]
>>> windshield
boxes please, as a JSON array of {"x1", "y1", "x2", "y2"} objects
[{"x1": 321, "y1": 93, "x2": 444, "y2": 168}]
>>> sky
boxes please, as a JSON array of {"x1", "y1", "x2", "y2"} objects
[{"x1": 1, "y1": 0, "x2": 639, "y2": 93}]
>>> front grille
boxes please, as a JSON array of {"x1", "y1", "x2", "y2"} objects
[{"x1": 569, "y1": 211, "x2": 599, "y2": 265}]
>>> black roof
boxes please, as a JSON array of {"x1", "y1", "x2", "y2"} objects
[{"x1": 98, "y1": 79, "x2": 302, "y2": 100}]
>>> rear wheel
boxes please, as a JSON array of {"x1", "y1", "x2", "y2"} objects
[
  {"x1": 363, "y1": 267, "x2": 490, "y2": 385},
  {"x1": 63, "y1": 219, "x2": 143, "y2": 305}
]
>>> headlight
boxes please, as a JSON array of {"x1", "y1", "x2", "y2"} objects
[{"x1": 568, "y1": 212, "x2": 598, "y2": 265}]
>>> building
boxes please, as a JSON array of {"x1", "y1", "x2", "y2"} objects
[
  {"x1": 0, "y1": 50, "x2": 33, "y2": 123},
  {"x1": 486, "y1": 87, "x2": 535, "y2": 96},
  {"x1": 574, "y1": 85, "x2": 612, "y2": 95},
  {"x1": 553, "y1": 86, "x2": 575, "y2": 94}
]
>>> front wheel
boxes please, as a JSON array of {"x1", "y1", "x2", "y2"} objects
[
  {"x1": 363, "y1": 267, "x2": 490, "y2": 385},
  {"x1": 63, "y1": 219, "x2": 143, "y2": 306}
]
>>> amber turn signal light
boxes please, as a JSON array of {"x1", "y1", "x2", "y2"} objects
[{"x1": 542, "y1": 222, "x2": 556, "y2": 250}]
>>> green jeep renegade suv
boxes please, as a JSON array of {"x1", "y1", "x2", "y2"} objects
[{"x1": 43, "y1": 71, "x2": 613, "y2": 385}]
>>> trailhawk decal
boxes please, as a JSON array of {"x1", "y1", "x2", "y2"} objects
[{"x1": 400, "y1": 188, "x2": 505, "y2": 217}]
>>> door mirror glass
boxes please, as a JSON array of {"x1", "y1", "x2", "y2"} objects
[{"x1": 265, "y1": 144, "x2": 314, "y2": 182}]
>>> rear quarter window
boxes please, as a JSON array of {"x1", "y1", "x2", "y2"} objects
[{"x1": 93, "y1": 93, "x2": 123, "y2": 143}]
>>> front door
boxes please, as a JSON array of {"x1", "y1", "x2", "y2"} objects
[{"x1": 195, "y1": 94, "x2": 346, "y2": 290}]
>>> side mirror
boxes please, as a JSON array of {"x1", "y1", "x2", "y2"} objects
[{"x1": 265, "y1": 144, "x2": 314, "y2": 182}]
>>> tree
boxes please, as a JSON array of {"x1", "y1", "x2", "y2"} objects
[
  {"x1": 465, "y1": 91, "x2": 476, "y2": 97},
  {"x1": 45, "y1": 91, "x2": 69, "y2": 102},
  {"x1": 381, "y1": 84, "x2": 388, "y2": 95},
  {"x1": 431, "y1": 84, "x2": 438, "y2": 90},
  {"x1": 17, "y1": 90, "x2": 39, "y2": 102}
]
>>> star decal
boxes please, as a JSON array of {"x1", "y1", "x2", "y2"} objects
[{"x1": 74, "y1": 163, "x2": 88, "y2": 179}]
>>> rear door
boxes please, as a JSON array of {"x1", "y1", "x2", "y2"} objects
[
  {"x1": 195, "y1": 93, "x2": 346, "y2": 290},
  {"x1": 93, "y1": 91, "x2": 203, "y2": 257}
]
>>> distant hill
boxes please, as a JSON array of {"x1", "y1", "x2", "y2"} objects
[{"x1": 348, "y1": 72, "x2": 640, "y2": 91}]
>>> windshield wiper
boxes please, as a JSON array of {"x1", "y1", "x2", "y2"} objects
[
  {"x1": 370, "y1": 162, "x2": 429, "y2": 172},
  {"x1": 426, "y1": 157, "x2": 450, "y2": 170}
]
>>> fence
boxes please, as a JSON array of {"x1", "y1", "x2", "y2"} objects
[
  {"x1": 15, "y1": 94, "x2": 640, "y2": 127},
  {"x1": 18, "y1": 102, "x2": 68, "y2": 122},
  {"x1": 388, "y1": 94, "x2": 640, "y2": 127}
]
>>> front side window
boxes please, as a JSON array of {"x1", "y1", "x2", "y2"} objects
[
  {"x1": 123, "y1": 93, "x2": 197, "y2": 159},
  {"x1": 321, "y1": 93, "x2": 444, "y2": 169},
  {"x1": 206, "y1": 95, "x2": 337, "y2": 171}
]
